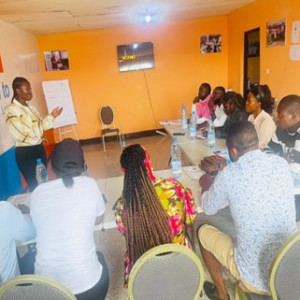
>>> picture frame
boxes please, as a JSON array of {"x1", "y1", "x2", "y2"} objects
[
  {"x1": 44, "y1": 50, "x2": 70, "y2": 71},
  {"x1": 266, "y1": 18, "x2": 286, "y2": 47},
  {"x1": 200, "y1": 34, "x2": 222, "y2": 54}
]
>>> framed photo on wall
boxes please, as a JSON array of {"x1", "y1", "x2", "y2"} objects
[
  {"x1": 200, "y1": 34, "x2": 222, "y2": 54},
  {"x1": 266, "y1": 18, "x2": 286, "y2": 47},
  {"x1": 44, "y1": 50, "x2": 70, "y2": 71}
]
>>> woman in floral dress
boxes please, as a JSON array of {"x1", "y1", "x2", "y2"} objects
[{"x1": 115, "y1": 144, "x2": 196, "y2": 286}]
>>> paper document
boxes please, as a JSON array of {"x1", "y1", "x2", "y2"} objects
[{"x1": 183, "y1": 166, "x2": 206, "y2": 181}]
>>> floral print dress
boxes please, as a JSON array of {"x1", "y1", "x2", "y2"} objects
[{"x1": 115, "y1": 176, "x2": 196, "y2": 286}]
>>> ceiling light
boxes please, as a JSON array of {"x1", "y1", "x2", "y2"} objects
[{"x1": 145, "y1": 14, "x2": 151, "y2": 23}]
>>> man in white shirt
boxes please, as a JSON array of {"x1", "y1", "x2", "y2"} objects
[
  {"x1": 31, "y1": 138, "x2": 109, "y2": 300},
  {"x1": 0, "y1": 201, "x2": 35, "y2": 284}
]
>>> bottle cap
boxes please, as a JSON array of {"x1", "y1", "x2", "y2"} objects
[
  {"x1": 36, "y1": 158, "x2": 42, "y2": 163},
  {"x1": 173, "y1": 137, "x2": 178, "y2": 142}
]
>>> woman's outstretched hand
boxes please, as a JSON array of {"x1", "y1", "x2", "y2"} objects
[{"x1": 51, "y1": 107, "x2": 63, "y2": 117}]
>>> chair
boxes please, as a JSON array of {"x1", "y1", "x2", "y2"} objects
[
  {"x1": 235, "y1": 230, "x2": 300, "y2": 300},
  {"x1": 0, "y1": 274, "x2": 76, "y2": 300},
  {"x1": 99, "y1": 105, "x2": 121, "y2": 152},
  {"x1": 128, "y1": 243, "x2": 204, "y2": 300},
  {"x1": 269, "y1": 230, "x2": 300, "y2": 300}
]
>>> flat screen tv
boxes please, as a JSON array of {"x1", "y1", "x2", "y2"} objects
[{"x1": 117, "y1": 42, "x2": 155, "y2": 72}]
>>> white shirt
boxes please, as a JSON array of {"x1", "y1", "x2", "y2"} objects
[
  {"x1": 201, "y1": 150, "x2": 296, "y2": 292},
  {"x1": 248, "y1": 110, "x2": 276, "y2": 149},
  {"x1": 0, "y1": 202, "x2": 35, "y2": 284},
  {"x1": 31, "y1": 176, "x2": 105, "y2": 294},
  {"x1": 213, "y1": 104, "x2": 227, "y2": 127}
]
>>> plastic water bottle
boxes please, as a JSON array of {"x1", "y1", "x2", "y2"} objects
[
  {"x1": 171, "y1": 137, "x2": 182, "y2": 178},
  {"x1": 35, "y1": 158, "x2": 48, "y2": 185},
  {"x1": 181, "y1": 103, "x2": 188, "y2": 131},
  {"x1": 191, "y1": 103, "x2": 197, "y2": 118},
  {"x1": 207, "y1": 116, "x2": 216, "y2": 148},
  {"x1": 189, "y1": 111, "x2": 197, "y2": 139}
]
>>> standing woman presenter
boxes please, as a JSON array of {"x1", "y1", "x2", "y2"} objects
[{"x1": 6, "y1": 77, "x2": 62, "y2": 191}]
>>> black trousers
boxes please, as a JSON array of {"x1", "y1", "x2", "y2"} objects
[
  {"x1": 75, "y1": 251, "x2": 109, "y2": 300},
  {"x1": 15, "y1": 144, "x2": 47, "y2": 192}
]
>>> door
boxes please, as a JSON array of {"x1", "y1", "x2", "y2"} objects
[{"x1": 243, "y1": 28, "x2": 260, "y2": 99}]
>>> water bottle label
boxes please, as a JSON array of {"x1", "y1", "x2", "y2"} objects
[
  {"x1": 171, "y1": 160, "x2": 182, "y2": 178},
  {"x1": 189, "y1": 126, "x2": 196, "y2": 139},
  {"x1": 207, "y1": 134, "x2": 216, "y2": 147}
]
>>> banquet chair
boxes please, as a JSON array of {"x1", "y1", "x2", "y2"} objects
[
  {"x1": 269, "y1": 230, "x2": 300, "y2": 300},
  {"x1": 128, "y1": 243, "x2": 204, "y2": 300},
  {"x1": 0, "y1": 274, "x2": 76, "y2": 300},
  {"x1": 235, "y1": 230, "x2": 300, "y2": 300},
  {"x1": 99, "y1": 105, "x2": 121, "y2": 152}
]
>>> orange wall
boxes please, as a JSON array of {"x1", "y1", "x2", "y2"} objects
[
  {"x1": 228, "y1": 0, "x2": 300, "y2": 100},
  {"x1": 38, "y1": 16, "x2": 228, "y2": 140}
]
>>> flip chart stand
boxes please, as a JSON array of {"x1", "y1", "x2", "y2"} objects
[{"x1": 58, "y1": 125, "x2": 79, "y2": 141}]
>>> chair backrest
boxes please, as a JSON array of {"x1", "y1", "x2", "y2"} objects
[
  {"x1": 128, "y1": 243, "x2": 204, "y2": 300},
  {"x1": 99, "y1": 106, "x2": 115, "y2": 126},
  {"x1": 269, "y1": 230, "x2": 300, "y2": 300},
  {"x1": 0, "y1": 274, "x2": 76, "y2": 300}
]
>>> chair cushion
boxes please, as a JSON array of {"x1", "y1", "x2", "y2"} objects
[
  {"x1": 102, "y1": 128, "x2": 119, "y2": 135},
  {"x1": 100, "y1": 107, "x2": 114, "y2": 125}
]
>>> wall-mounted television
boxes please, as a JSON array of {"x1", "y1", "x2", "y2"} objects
[{"x1": 117, "y1": 42, "x2": 155, "y2": 72}]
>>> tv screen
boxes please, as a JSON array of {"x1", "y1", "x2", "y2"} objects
[{"x1": 117, "y1": 42, "x2": 155, "y2": 72}]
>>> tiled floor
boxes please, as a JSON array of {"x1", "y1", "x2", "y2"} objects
[{"x1": 83, "y1": 134, "x2": 234, "y2": 300}]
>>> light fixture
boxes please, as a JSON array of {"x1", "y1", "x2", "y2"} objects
[{"x1": 145, "y1": 14, "x2": 151, "y2": 23}]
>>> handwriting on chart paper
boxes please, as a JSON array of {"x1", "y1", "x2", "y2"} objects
[
  {"x1": 0, "y1": 82, "x2": 11, "y2": 115},
  {"x1": 42, "y1": 79, "x2": 77, "y2": 128}
]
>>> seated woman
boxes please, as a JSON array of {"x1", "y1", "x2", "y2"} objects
[
  {"x1": 215, "y1": 91, "x2": 248, "y2": 138},
  {"x1": 31, "y1": 138, "x2": 109, "y2": 300},
  {"x1": 246, "y1": 84, "x2": 276, "y2": 149},
  {"x1": 115, "y1": 144, "x2": 196, "y2": 286}
]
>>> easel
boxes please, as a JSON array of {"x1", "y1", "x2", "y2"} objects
[{"x1": 58, "y1": 125, "x2": 79, "y2": 141}]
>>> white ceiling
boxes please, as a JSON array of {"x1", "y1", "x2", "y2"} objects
[{"x1": 0, "y1": 0, "x2": 255, "y2": 35}]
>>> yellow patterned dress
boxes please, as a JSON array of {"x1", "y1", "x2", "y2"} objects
[{"x1": 115, "y1": 176, "x2": 196, "y2": 285}]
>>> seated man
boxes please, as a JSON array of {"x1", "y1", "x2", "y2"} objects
[
  {"x1": 0, "y1": 201, "x2": 35, "y2": 284},
  {"x1": 31, "y1": 138, "x2": 109, "y2": 300},
  {"x1": 193, "y1": 82, "x2": 213, "y2": 119},
  {"x1": 198, "y1": 121, "x2": 296, "y2": 300},
  {"x1": 209, "y1": 86, "x2": 227, "y2": 127},
  {"x1": 267, "y1": 94, "x2": 300, "y2": 163},
  {"x1": 267, "y1": 94, "x2": 300, "y2": 221}
]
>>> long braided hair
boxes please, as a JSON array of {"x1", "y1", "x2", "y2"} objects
[{"x1": 120, "y1": 144, "x2": 173, "y2": 271}]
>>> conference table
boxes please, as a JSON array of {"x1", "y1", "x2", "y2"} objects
[
  {"x1": 162, "y1": 121, "x2": 227, "y2": 166},
  {"x1": 7, "y1": 169, "x2": 201, "y2": 232}
]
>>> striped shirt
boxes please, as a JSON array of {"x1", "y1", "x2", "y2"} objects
[{"x1": 6, "y1": 99, "x2": 54, "y2": 147}]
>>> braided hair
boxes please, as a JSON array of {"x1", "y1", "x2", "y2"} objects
[
  {"x1": 250, "y1": 84, "x2": 273, "y2": 114},
  {"x1": 11, "y1": 77, "x2": 29, "y2": 102},
  {"x1": 224, "y1": 91, "x2": 245, "y2": 111},
  {"x1": 120, "y1": 144, "x2": 173, "y2": 271}
]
